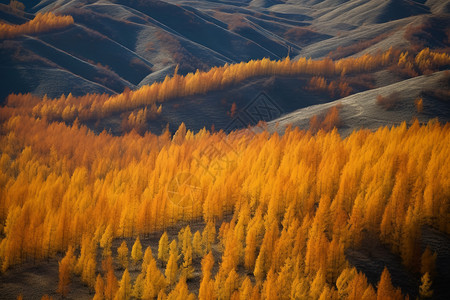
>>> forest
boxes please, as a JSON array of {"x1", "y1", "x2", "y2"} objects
[{"x1": 0, "y1": 108, "x2": 448, "y2": 298}]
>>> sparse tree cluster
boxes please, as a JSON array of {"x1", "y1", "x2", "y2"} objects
[
  {"x1": 121, "y1": 104, "x2": 162, "y2": 134},
  {"x1": 309, "y1": 105, "x2": 342, "y2": 133},
  {"x1": 0, "y1": 12, "x2": 74, "y2": 39},
  {"x1": 306, "y1": 76, "x2": 353, "y2": 98}
]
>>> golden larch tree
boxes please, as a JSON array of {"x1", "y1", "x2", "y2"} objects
[
  {"x1": 419, "y1": 272, "x2": 433, "y2": 299},
  {"x1": 114, "y1": 269, "x2": 131, "y2": 300},
  {"x1": 57, "y1": 246, "x2": 75, "y2": 297},
  {"x1": 158, "y1": 232, "x2": 170, "y2": 263},
  {"x1": 93, "y1": 274, "x2": 105, "y2": 300},
  {"x1": 165, "y1": 251, "x2": 179, "y2": 286},
  {"x1": 192, "y1": 231, "x2": 203, "y2": 258},
  {"x1": 117, "y1": 241, "x2": 129, "y2": 270},
  {"x1": 131, "y1": 237, "x2": 143, "y2": 266}
]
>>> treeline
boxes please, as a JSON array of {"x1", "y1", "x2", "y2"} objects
[
  {"x1": 5, "y1": 48, "x2": 447, "y2": 123},
  {"x1": 0, "y1": 12, "x2": 74, "y2": 39},
  {"x1": 396, "y1": 48, "x2": 450, "y2": 77}
]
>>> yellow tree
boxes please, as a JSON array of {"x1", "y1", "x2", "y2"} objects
[
  {"x1": 221, "y1": 229, "x2": 241, "y2": 275},
  {"x1": 172, "y1": 123, "x2": 187, "y2": 145},
  {"x1": 310, "y1": 268, "x2": 326, "y2": 300},
  {"x1": 318, "y1": 286, "x2": 339, "y2": 300},
  {"x1": 131, "y1": 237, "x2": 143, "y2": 266},
  {"x1": 239, "y1": 277, "x2": 253, "y2": 300},
  {"x1": 100, "y1": 226, "x2": 113, "y2": 257},
  {"x1": 57, "y1": 246, "x2": 75, "y2": 297},
  {"x1": 347, "y1": 194, "x2": 365, "y2": 247},
  {"x1": 93, "y1": 274, "x2": 105, "y2": 300},
  {"x1": 181, "y1": 245, "x2": 194, "y2": 279},
  {"x1": 419, "y1": 272, "x2": 433, "y2": 299},
  {"x1": 104, "y1": 257, "x2": 119, "y2": 300},
  {"x1": 167, "y1": 276, "x2": 191, "y2": 300},
  {"x1": 253, "y1": 243, "x2": 266, "y2": 283},
  {"x1": 376, "y1": 267, "x2": 400, "y2": 300},
  {"x1": 165, "y1": 251, "x2": 178, "y2": 286},
  {"x1": 415, "y1": 98, "x2": 423, "y2": 113},
  {"x1": 400, "y1": 207, "x2": 420, "y2": 270},
  {"x1": 142, "y1": 247, "x2": 153, "y2": 272},
  {"x1": 244, "y1": 227, "x2": 257, "y2": 271},
  {"x1": 326, "y1": 237, "x2": 346, "y2": 283},
  {"x1": 143, "y1": 257, "x2": 167, "y2": 299},
  {"x1": 362, "y1": 285, "x2": 377, "y2": 300},
  {"x1": 180, "y1": 225, "x2": 192, "y2": 257},
  {"x1": 75, "y1": 235, "x2": 96, "y2": 276},
  {"x1": 262, "y1": 269, "x2": 279, "y2": 300},
  {"x1": 132, "y1": 272, "x2": 145, "y2": 299},
  {"x1": 336, "y1": 267, "x2": 370, "y2": 300},
  {"x1": 222, "y1": 268, "x2": 239, "y2": 300},
  {"x1": 276, "y1": 259, "x2": 294, "y2": 300},
  {"x1": 192, "y1": 231, "x2": 203, "y2": 258},
  {"x1": 202, "y1": 221, "x2": 216, "y2": 253},
  {"x1": 158, "y1": 232, "x2": 170, "y2": 263},
  {"x1": 114, "y1": 269, "x2": 131, "y2": 300},
  {"x1": 82, "y1": 256, "x2": 97, "y2": 289},
  {"x1": 169, "y1": 240, "x2": 178, "y2": 258},
  {"x1": 254, "y1": 221, "x2": 278, "y2": 282},
  {"x1": 336, "y1": 268, "x2": 355, "y2": 299},
  {"x1": 117, "y1": 241, "x2": 129, "y2": 269},
  {"x1": 291, "y1": 277, "x2": 310, "y2": 300},
  {"x1": 304, "y1": 226, "x2": 329, "y2": 276},
  {"x1": 199, "y1": 252, "x2": 215, "y2": 300},
  {"x1": 157, "y1": 290, "x2": 167, "y2": 300}
]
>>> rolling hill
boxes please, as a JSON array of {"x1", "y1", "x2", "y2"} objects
[
  {"x1": 1, "y1": 0, "x2": 449, "y2": 134},
  {"x1": 0, "y1": 1, "x2": 449, "y2": 299}
]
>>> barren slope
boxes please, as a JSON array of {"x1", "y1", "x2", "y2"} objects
[{"x1": 268, "y1": 71, "x2": 450, "y2": 136}]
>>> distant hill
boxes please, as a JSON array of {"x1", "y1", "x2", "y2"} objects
[
  {"x1": 1, "y1": 0, "x2": 445, "y2": 100},
  {"x1": 268, "y1": 71, "x2": 450, "y2": 136},
  {"x1": 0, "y1": 0, "x2": 449, "y2": 134}
]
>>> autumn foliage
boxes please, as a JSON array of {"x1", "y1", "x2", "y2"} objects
[
  {"x1": 0, "y1": 106, "x2": 448, "y2": 299},
  {"x1": 0, "y1": 47, "x2": 449, "y2": 299},
  {"x1": 396, "y1": 48, "x2": 450, "y2": 76},
  {"x1": 309, "y1": 105, "x2": 342, "y2": 133},
  {"x1": 306, "y1": 76, "x2": 353, "y2": 98},
  {"x1": 4, "y1": 48, "x2": 447, "y2": 126},
  {"x1": 11, "y1": 48, "x2": 401, "y2": 122},
  {"x1": 121, "y1": 104, "x2": 162, "y2": 134},
  {"x1": 0, "y1": 12, "x2": 74, "y2": 39}
]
